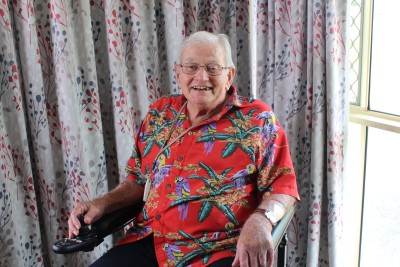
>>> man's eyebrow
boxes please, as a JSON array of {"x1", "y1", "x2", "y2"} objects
[
  {"x1": 182, "y1": 57, "x2": 195, "y2": 63},
  {"x1": 206, "y1": 57, "x2": 220, "y2": 63}
]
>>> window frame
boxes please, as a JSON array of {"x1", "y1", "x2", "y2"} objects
[
  {"x1": 350, "y1": 0, "x2": 400, "y2": 133},
  {"x1": 348, "y1": 0, "x2": 400, "y2": 266}
]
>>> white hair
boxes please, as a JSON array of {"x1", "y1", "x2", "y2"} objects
[{"x1": 178, "y1": 31, "x2": 235, "y2": 68}]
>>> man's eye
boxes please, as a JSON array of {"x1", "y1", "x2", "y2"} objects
[
  {"x1": 186, "y1": 65, "x2": 198, "y2": 70},
  {"x1": 207, "y1": 65, "x2": 219, "y2": 72}
]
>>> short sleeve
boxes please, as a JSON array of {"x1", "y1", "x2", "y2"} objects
[{"x1": 255, "y1": 109, "x2": 300, "y2": 200}]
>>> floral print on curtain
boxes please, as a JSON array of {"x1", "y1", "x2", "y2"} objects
[{"x1": 0, "y1": 0, "x2": 348, "y2": 266}]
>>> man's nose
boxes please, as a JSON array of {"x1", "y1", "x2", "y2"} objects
[{"x1": 194, "y1": 66, "x2": 210, "y2": 80}]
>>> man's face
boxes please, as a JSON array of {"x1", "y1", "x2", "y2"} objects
[{"x1": 175, "y1": 42, "x2": 235, "y2": 111}]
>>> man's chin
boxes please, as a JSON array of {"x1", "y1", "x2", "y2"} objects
[
  {"x1": 189, "y1": 91, "x2": 213, "y2": 101},
  {"x1": 190, "y1": 99, "x2": 211, "y2": 106}
]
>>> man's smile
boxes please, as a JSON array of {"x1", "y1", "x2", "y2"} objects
[{"x1": 191, "y1": 86, "x2": 213, "y2": 91}]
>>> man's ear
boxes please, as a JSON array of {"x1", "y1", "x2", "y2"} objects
[
  {"x1": 174, "y1": 64, "x2": 181, "y2": 81},
  {"x1": 227, "y1": 67, "x2": 236, "y2": 84}
]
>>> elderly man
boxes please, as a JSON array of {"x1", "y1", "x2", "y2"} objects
[{"x1": 68, "y1": 31, "x2": 299, "y2": 267}]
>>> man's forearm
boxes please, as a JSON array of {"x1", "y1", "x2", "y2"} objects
[
  {"x1": 256, "y1": 194, "x2": 297, "y2": 225},
  {"x1": 99, "y1": 179, "x2": 144, "y2": 214}
]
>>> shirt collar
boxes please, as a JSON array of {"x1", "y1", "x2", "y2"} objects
[{"x1": 226, "y1": 85, "x2": 252, "y2": 109}]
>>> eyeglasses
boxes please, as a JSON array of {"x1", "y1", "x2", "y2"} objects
[{"x1": 178, "y1": 63, "x2": 230, "y2": 76}]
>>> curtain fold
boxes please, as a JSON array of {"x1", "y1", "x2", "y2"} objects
[{"x1": 0, "y1": 0, "x2": 348, "y2": 266}]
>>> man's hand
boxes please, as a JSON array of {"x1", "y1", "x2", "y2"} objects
[
  {"x1": 67, "y1": 179, "x2": 144, "y2": 239},
  {"x1": 232, "y1": 212, "x2": 274, "y2": 267},
  {"x1": 67, "y1": 199, "x2": 106, "y2": 238}
]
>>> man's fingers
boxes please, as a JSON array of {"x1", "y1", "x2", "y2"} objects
[
  {"x1": 258, "y1": 253, "x2": 267, "y2": 267},
  {"x1": 233, "y1": 249, "x2": 274, "y2": 267},
  {"x1": 232, "y1": 255, "x2": 240, "y2": 267},
  {"x1": 235, "y1": 239, "x2": 275, "y2": 267},
  {"x1": 68, "y1": 217, "x2": 79, "y2": 238},
  {"x1": 267, "y1": 248, "x2": 274, "y2": 267},
  {"x1": 67, "y1": 202, "x2": 90, "y2": 238},
  {"x1": 83, "y1": 210, "x2": 97, "y2": 225},
  {"x1": 233, "y1": 246, "x2": 250, "y2": 267},
  {"x1": 68, "y1": 211, "x2": 78, "y2": 237}
]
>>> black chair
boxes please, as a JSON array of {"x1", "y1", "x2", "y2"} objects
[{"x1": 53, "y1": 203, "x2": 295, "y2": 266}]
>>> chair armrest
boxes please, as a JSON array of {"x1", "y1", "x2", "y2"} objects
[
  {"x1": 52, "y1": 202, "x2": 143, "y2": 254},
  {"x1": 271, "y1": 205, "x2": 295, "y2": 250},
  {"x1": 92, "y1": 202, "x2": 143, "y2": 239}
]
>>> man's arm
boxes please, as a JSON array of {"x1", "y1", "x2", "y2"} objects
[
  {"x1": 232, "y1": 194, "x2": 297, "y2": 267},
  {"x1": 68, "y1": 179, "x2": 144, "y2": 238}
]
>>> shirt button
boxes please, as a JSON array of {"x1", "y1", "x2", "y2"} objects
[
  {"x1": 177, "y1": 156, "x2": 183, "y2": 161},
  {"x1": 188, "y1": 131, "x2": 192, "y2": 136},
  {"x1": 166, "y1": 183, "x2": 171, "y2": 189},
  {"x1": 156, "y1": 214, "x2": 161, "y2": 220}
]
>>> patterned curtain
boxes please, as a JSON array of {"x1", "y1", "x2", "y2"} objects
[
  {"x1": 254, "y1": 1, "x2": 348, "y2": 266},
  {"x1": 0, "y1": 0, "x2": 348, "y2": 266}
]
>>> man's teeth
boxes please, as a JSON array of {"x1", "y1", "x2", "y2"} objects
[{"x1": 192, "y1": 86, "x2": 212, "y2": 91}]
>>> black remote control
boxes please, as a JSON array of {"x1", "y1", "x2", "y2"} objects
[{"x1": 52, "y1": 214, "x2": 102, "y2": 254}]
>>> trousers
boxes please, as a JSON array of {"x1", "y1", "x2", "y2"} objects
[{"x1": 89, "y1": 234, "x2": 235, "y2": 267}]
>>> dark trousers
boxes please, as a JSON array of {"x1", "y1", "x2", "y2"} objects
[{"x1": 89, "y1": 235, "x2": 234, "y2": 267}]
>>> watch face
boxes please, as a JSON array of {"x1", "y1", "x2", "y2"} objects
[{"x1": 266, "y1": 210, "x2": 278, "y2": 224}]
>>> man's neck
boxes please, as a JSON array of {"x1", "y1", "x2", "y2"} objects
[{"x1": 186, "y1": 100, "x2": 226, "y2": 126}]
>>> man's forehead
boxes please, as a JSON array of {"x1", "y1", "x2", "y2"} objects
[
  {"x1": 182, "y1": 56, "x2": 220, "y2": 63},
  {"x1": 181, "y1": 43, "x2": 225, "y2": 62}
]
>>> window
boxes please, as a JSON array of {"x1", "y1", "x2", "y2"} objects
[{"x1": 347, "y1": 0, "x2": 400, "y2": 266}]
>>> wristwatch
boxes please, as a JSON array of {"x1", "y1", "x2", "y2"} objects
[{"x1": 254, "y1": 208, "x2": 278, "y2": 226}]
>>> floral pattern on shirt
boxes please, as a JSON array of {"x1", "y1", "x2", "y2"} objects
[{"x1": 120, "y1": 86, "x2": 299, "y2": 267}]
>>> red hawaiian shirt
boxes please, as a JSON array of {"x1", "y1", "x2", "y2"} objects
[{"x1": 120, "y1": 86, "x2": 299, "y2": 267}]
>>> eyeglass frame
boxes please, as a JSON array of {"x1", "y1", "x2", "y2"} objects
[{"x1": 176, "y1": 63, "x2": 232, "y2": 76}]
